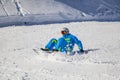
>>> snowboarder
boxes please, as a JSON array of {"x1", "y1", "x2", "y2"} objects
[{"x1": 43, "y1": 27, "x2": 84, "y2": 53}]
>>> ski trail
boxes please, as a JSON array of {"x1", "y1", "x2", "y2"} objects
[
  {"x1": 0, "y1": 0, "x2": 8, "y2": 16},
  {"x1": 14, "y1": 0, "x2": 24, "y2": 16},
  {"x1": 14, "y1": 0, "x2": 31, "y2": 16}
]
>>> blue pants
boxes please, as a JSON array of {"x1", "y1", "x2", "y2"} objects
[
  {"x1": 45, "y1": 38, "x2": 57, "y2": 50},
  {"x1": 45, "y1": 38, "x2": 74, "y2": 52}
]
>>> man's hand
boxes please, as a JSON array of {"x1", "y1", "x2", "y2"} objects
[
  {"x1": 77, "y1": 49, "x2": 84, "y2": 54},
  {"x1": 80, "y1": 49, "x2": 84, "y2": 52}
]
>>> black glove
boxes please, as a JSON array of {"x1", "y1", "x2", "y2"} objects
[
  {"x1": 80, "y1": 49, "x2": 84, "y2": 52},
  {"x1": 77, "y1": 49, "x2": 84, "y2": 54}
]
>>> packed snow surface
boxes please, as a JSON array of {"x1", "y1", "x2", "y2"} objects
[{"x1": 0, "y1": 22, "x2": 120, "y2": 80}]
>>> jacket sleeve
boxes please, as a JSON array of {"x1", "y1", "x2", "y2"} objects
[{"x1": 72, "y1": 35, "x2": 83, "y2": 50}]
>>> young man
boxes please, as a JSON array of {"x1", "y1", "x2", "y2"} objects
[{"x1": 43, "y1": 27, "x2": 84, "y2": 53}]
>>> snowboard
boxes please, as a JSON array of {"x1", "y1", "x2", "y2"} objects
[
  {"x1": 33, "y1": 48, "x2": 88, "y2": 55},
  {"x1": 41, "y1": 48, "x2": 58, "y2": 52},
  {"x1": 33, "y1": 48, "x2": 58, "y2": 54}
]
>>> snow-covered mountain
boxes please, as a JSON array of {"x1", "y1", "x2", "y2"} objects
[
  {"x1": 0, "y1": 0, "x2": 84, "y2": 16},
  {"x1": 0, "y1": 0, "x2": 120, "y2": 27},
  {"x1": 56, "y1": 0, "x2": 120, "y2": 16},
  {"x1": 0, "y1": 0, "x2": 86, "y2": 27}
]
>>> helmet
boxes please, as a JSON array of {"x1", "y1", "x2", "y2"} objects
[{"x1": 61, "y1": 27, "x2": 69, "y2": 34}]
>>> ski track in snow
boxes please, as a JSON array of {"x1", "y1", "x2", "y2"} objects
[
  {"x1": 0, "y1": 22, "x2": 120, "y2": 80},
  {"x1": 0, "y1": 0, "x2": 9, "y2": 16}
]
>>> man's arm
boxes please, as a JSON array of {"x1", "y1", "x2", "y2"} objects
[{"x1": 72, "y1": 35, "x2": 84, "y2": 52}]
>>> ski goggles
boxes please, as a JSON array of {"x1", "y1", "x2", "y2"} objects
[{"x1": 61, "y1": 31, "x2": 67, "y2": 34}]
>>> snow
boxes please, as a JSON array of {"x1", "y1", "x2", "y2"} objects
[
  {"x1": 0, "y1": 0, "x2": 86, "y2": 27},
  {"x1": 0, "y1": 0, "x2": 120, "y2": 27},
  {"x1": 0, "y1": 22, "x2": 120, "y2": 80},
  {"x1": 0, "y1": 0, "x2": 120, "y2": 80}
]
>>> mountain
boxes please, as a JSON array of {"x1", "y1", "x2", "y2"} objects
[
  {"x1": 0, "y1": 0, "x2": 120, "y2": 27},
  {"x1": 56, "y1": 0, "x2": 120, "y2": 16},
  {"x1": 0, "y1": 0, "x2": 87, "y2": 27}
]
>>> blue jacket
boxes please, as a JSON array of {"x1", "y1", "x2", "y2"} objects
[{"x1": 55, "y1": 33, "x2": 83, "y2": 52}]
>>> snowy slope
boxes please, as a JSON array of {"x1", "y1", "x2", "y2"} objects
[
  {"x1": 57, "y1": 0, "x2": 120, "y2": 16},
  {"x1": 0, "y1": 0, "x2": 84, "y2": 16},
  {"x1": 0, "y1": 0, "x2": 87, "y2": 27},
  {"x1": 0, "y1": 22, "x2": 120, "y2": 80},
  {"x1": 0, "y1": 0, "x2": 120, "y2": 27}
]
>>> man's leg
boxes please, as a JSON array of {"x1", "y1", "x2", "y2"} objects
[
  {"x1": 55, "y1": 38, "x2": 68, "y2": 52},
  {"x1": 45, "y1": 38, "x2": 57, "y2": 50}
]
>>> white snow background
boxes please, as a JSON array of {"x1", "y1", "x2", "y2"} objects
[
  {"x1": 0, "y1": 0, "x2": 120, "y2": 80},
  {"x1": 0, "y1": 22, "x2": 120, "y2": 80}
]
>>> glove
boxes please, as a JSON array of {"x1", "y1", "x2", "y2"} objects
[
  {"x1": 77, "y1": 49, "x2": 84, "y2": 54},
  {"x1": 80, "y1": 49, "x2": 84, "y2": 52}
]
